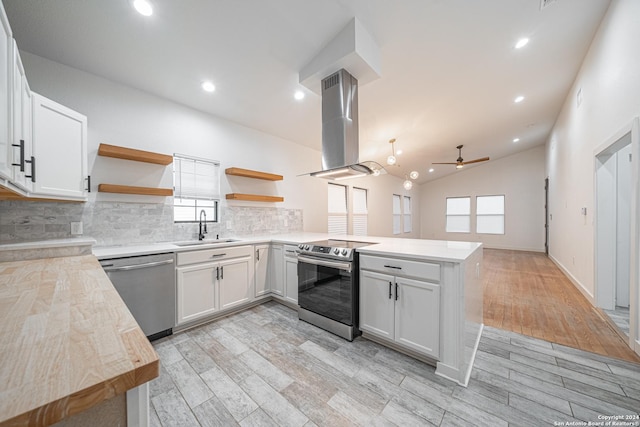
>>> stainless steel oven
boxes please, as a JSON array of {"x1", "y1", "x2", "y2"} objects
[{"x1": 297, "y1": 240, "x2": 371, "y2": 341}]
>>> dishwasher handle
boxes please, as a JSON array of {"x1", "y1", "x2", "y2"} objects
[{"x1": 102, "y1": 259, "x2": 174, "y2": 272}]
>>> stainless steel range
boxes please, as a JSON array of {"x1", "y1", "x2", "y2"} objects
[{"x1": 297, "y1": 239, "x2": 372, "y2": 341}]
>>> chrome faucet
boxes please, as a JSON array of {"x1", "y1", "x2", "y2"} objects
[{"x1": 198, "y1": 209, "x2": 207, "y2": 240}]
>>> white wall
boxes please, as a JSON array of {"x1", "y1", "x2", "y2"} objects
[
  {"x1": 19, "y1": 51, "x2": 415, "y2": 237},
  {"x1": 545, "y1": 0, "x2": 640, "y2": 299},
  {"x1": 419, "y1": 146, "x2": 545, "y2": 251}
]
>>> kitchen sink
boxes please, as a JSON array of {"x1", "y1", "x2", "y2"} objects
[{"x1": 173, "y1": 239, "x2": 239, "y2": 247}]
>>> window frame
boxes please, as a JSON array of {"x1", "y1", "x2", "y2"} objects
[
  {"x1": 445, "y1": 196, "x2": 471, "y2": 233},
  {"x1": 403, "y1": 195, "x2": 412, "y2": 233},
  {"x1": 392, "y1": 194, "x2": 402, "y2": 235},
  {"x1": 173, "y1": 154, "x2": 221, "y2": 223},
  {"x1": 352, "y1": 187, "x2": 368, "y2": 236},
  {"x1": 328, "y1": 182, "x2": 348, "y2": 235},
  {"x1": 476, "y1": 194, "x2": 505, "y2": 235}
]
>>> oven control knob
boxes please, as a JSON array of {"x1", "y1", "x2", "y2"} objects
[
  {"x1": 333, "y1": 248, "x2": 340, "y2": 255},
  {"x1": 305, "y1": 245, "x2": 310, "y2": 250},
  {"x1": 298, "y1": 244, "x2": 304, "y2": 250},
  {"x1": 342, "y1": 249, "x2": 348, "y2": 256}
]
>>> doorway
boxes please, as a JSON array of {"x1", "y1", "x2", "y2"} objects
[
  {"x1": 594, "y1": 118, "x2": 639, "y2": 356},
  {"x1": 545, "y1": 177, "x2": 549, "y2": 255}
]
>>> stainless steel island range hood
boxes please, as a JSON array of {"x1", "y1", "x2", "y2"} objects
[{"x1": 309, "y1": 69, "x2": 384, "y2": 180}]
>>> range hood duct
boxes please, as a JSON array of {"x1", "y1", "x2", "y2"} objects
[{"x1": 309, "y1": 69, "x2": 383, "y2": 180}]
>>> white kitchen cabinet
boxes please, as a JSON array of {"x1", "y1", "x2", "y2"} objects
[
  {"x1": 255, "y1": 244, "x2": 270, "y2": 297},
  {"x1": 10, "y1": 40, "x2": 32, "y2": 192},
  {"x1": 176, "y1": 245, "x2": 254, "y2": 326},
  {"x1": 219, "y1": 255, "x2": 253, "y2": 310},
  {"x1": 270, "y1": 244, "x2": 284, "y2": 296},
  {"x1": 31, "y1": 93, "x2": 88, "y2": 200},
  {"x1": 360, "y1": 255, "x2": 441, "y2": 359},
  {"x1": 0, "y1": 4, "x2": 12, "y2": 181},
  {"x1": 283, "y1": 245, "x2": 298, "y2": 304},
  {"x1": 176, "y1": 262, "x2": 218, "y2": 325}
]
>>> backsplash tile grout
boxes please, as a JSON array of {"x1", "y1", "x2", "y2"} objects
[{"x1": 0, "y1": 201, "x2": 303, "y2": 246}]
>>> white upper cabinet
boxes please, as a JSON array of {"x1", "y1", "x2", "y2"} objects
[
  {"x1": 0, "y1": 3, "x2": 12, "y2": 181},
  {"x1": 11, "y1": 40, "x2": 32, "y2": 192},
  {"x1": 31, "y1": 93, "x2": 88, "y2": 200}
]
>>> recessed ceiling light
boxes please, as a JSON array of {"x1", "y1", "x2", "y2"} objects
[
  {"x1": 514, "y1": 95, "x2": 525, "y2": 103},
  {"x1": 513, "y1": 137, "x2": 520, "y2": 143},
  {"x1": 294, "y1": 91, "x2": 305, "y2": 100},
  {"x1": 133, "y1": 0, "x2": 153, "y2": 16},
  {"x1": 201, "y1": 81, "x2": 215, "y2": 93},
  {"x1": 409, "y1": 171, "x2": 419, "y2": 180},
  {"x1": 515, "y1": 38, "x2": 529, "y2": 49},
  {"x1": 428, "y1": 168, "x2": 434, "y2": 173}
]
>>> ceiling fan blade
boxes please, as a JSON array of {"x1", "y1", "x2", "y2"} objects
[
  {"x1": 432, "y1": 162, "x2": 458, "y2": 165},
  {"x1": 461, "y1": 157, "x2": 490, "y2": 165}
]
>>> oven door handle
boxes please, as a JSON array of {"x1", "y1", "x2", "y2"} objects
[{"x1": 297, "y1": 255, "x2": 352, "y2": 272}]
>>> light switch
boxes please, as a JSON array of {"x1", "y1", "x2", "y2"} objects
[{"x1": 581, "y1": 207, "x2": 587, "y2": 216}]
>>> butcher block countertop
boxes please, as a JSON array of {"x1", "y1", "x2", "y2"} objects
[{"x1": 0, "y1": 255, "x2": 159, "y2": 426}]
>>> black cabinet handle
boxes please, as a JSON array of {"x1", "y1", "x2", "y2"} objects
[
  {"x1": 25, "y1": 156, "x2": 35, "y2": 183},
  {"x1": 395, "y1": 283, "x2": 399, "y2": 301},
  {"x1": 86, "y1": 175, "x2": 91, "y2": 193},
  {"x1": 216, "y1": 266, "x2": 219, "y2": 280},
  {"x1": 221, "y1": 266, "x2": 224, "y2": 280},
  {"x1": 388, "y1": 281, "x2": 392, "y2": 299},
  {"x1": 384, "y1": 265, "x2": 402, "y2": 270},
  {"x1": 11, "y1": 140, "x2": 25, "y2": 171},
  {"x1": 256, "y1": 249, "x2": 260, "y2": 261}
]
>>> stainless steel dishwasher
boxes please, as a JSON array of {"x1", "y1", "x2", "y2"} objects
[{"x1": 100, "y1": 252, "x2": 176, "y2": 341}]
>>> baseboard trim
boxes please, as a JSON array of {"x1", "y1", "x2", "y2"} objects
[{"x1": 548, "y1": 254, "x2": 595, "y2": 304}]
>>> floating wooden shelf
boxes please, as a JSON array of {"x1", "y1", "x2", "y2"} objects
[
  {"x1": 98, "y1": 184, "x2": 173, "y2": 196},
  {"x1": 225, "y1": 167, "x2": 283, "y2": 181},
  {"x1": 226, "y1": 193, "x2": 284, "y2": 203},
  {"x1": 98, "y1": 143, "x2": 173, "y2": 165}
]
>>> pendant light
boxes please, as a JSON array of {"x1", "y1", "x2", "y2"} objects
[
  {"x1": 409, "y1": 170, "x2": 419, "y2": 180},
  {"x1": 387, "y1": 138, "x2": 397, "y2": 166},
  {"x1": 403, "y1": 176, "x2": 413, "y2": 190}
]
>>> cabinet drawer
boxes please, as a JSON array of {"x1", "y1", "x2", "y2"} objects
[
  {"x1": 360, "y1": 255, "x2": 440, "y2": 283},
  {"x1": 177, "y1": 245, "x2": 252, "y2": 266},
  {"x1": 284, "y1": 245, "x2": 299, "y2": 258}
]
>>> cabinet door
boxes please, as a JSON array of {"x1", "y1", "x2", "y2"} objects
[
  {"x1": 10, "y1": 42, "x2": 31, "y2": 192},
  {"x1": 270, "y1": 245, "x2": 284, "y2": 296},
  {"x1": 359, "y1": 270, "x2": 395, "y2": 340},
  {"x1": 255, "y1": 244, "x2": 270, "y2": 297},
  {"x1": 219, "y1": 255, "x2": 253, "y2": 310},
  {"x1": 284, "y1": 255, "x2": 298, "y2": 304},
  {"x1": 32, "y1": 93, "x2": 88, "y2": 199},
  {"x1": 0, "y1": 5, "x2": 12, "y2": 180},
  {"x1": 394, "y1": 277, "x2": 440, "y2": 358},
  {"x1": 176, "y1": 263, "x2": 218, "y2": 325}
]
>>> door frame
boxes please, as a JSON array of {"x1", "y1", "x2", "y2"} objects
[{"x1": 594, "y1": 117, "x2": 639, "y2": 356}]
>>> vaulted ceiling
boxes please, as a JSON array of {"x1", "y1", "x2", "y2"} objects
[{"x1": 3, "y1": 0, "x2": 610, "y2": 182}]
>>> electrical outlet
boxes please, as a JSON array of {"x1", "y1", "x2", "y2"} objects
[{"x1": 71, "y1": 222, "x2": 83, "y2": 235}]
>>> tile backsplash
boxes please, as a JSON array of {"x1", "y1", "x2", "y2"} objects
[{"x1": 0, "y1": 200, "x2": 303, "y2": 246}]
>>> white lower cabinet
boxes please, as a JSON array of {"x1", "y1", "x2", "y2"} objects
[
  {"x1": 284, "y1": 246, "x2": 298, "y2": 304},
  {"x1": 176, "y1": 262, "x2": 218, "y2": 325},
  {"x1": 176, "y1": 245, "x2": 254, "y2": 326},
  {"x1": 219, "y1": 255, "x2": 253, "y2": 310},
  {"x1": 270, "y1": 244, "x2": 284, "y2": 297},
  {"x1": 360, "y1": 255, "x2": 441, "y2": 359},
  {"x1": 254, "y1": 244, "x2": 270, "y2": 297}
]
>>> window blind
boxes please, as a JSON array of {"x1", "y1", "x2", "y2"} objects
[
  {"x1": 392, "y1": 194, "x2": 402, "y2": 235},
  {"x1": 353, "y1": 187, "x2": 368, "y2": 236},
  {"x1": 403, "y1": 196, "x2": 412, "y2": 233},
  {"x1": 446, "y1": 196, "x2": 470, "y2": 233},
  {"x1": 173, "y1": 154, "x2": 221, "y2": 223},
  {"x1": 476, "y1": 195, "x2": 505, "y2": 234},
  {"x1": 328, "y1": 183, "x2": 348, "y2": 235}
]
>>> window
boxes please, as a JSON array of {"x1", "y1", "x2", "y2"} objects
[
  {"x1": 352, "y1": 187, "x2": 368, "y2": 236},
  {"x1": 403, "y1": 196, "x2": 412, "y2": 233},
  {"x1": 328, "y1": 183, "x2": 347, "y2": 234},
  {"x1": 446, "y1": 197, "x2": 471, "y2": 233},
  {"x1": 173, "y1": 154, "x2": 220, "y2": 222},
  {"x1": 392, "y1": 194, "x2": 402, "y2": 235},
  {"x1": 477, "y1": 195, "x2": 505, "y2": 234}
]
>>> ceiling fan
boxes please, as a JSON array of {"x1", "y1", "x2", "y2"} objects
[{"x1": 432, "y1": 145, "x2": 490, "y2": 169}]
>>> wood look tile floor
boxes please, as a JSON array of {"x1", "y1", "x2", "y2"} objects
[
  {"x1": 150, "y1": 301, "x2": 640, "y2": 427},
  {"x1": 483, "y1": 249, "x2": 640, "y2": 363}
]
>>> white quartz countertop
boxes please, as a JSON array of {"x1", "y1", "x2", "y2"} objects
[
  {"x1": 0, "y1": 237, "x2": 96, "y2": 251},
  {"x1": 91, "y1": 233, "x2": 481, "y2": 262}
]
